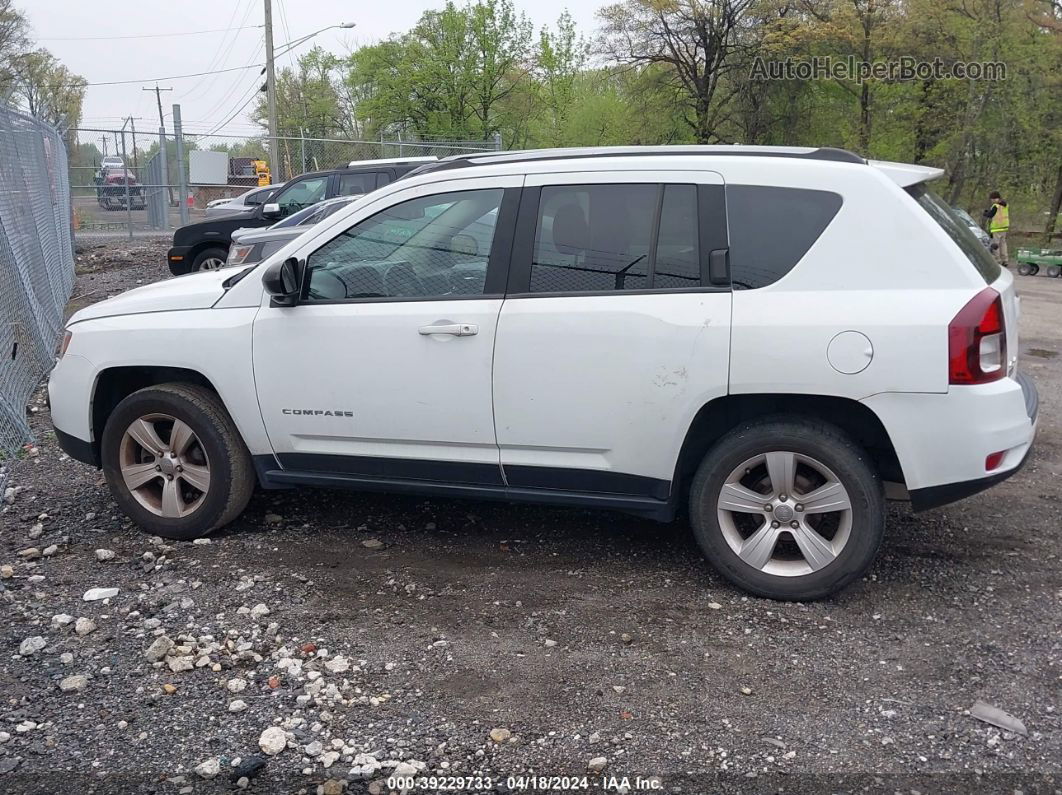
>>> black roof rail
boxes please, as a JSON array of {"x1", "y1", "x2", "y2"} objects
[{"x1": 398, "y1": 146, "x2": 866, "y2": 180}]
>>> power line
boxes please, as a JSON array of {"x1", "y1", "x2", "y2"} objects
[
  {"x1": 37, "y1": 25, "x2": 262, "y2": 41},
  {"x1": 178, "y1": 0, "x2": 256, "y2": 103},
  {"x1": 70, "y1": 63, "x2": 264, "y2": 88}
]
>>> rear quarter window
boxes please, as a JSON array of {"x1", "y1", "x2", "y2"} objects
[
  {"x1": 906, "y1": 184, "x2": 1001, "y2": 283},
  {"x1": 727, "y1": 186, "x2": 843, "y2": 289}
]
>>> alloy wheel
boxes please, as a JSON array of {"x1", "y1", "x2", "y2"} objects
[
  {"x1": 198, "y1": 257, "x2": 225, "y2": 271},
  {"x1": 119, "y1": 413, "x2": 211, "y2": 518},
  {"x1": 716, "y1": 450, "x2": 853, "y2": 577}
]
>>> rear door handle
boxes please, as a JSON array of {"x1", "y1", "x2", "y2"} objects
[{"x1": 418, "y1": 323, "x2": 478, "y2": 337}]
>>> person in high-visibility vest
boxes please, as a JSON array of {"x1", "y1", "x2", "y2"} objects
[{"x1": 983, "y1": 191, "x2": 1010, "y2": 267}]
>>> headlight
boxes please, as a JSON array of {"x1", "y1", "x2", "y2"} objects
[
  {"x1": 227, "y1": 244, "x2": 255, "y2": 266},
  {"x1": 58, "y1": 330, "x2": 72, "y2": 359}
]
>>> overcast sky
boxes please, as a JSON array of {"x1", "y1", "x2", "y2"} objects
[{"x1": 24, "y1": 0, "x2": 600, "y2": 148}]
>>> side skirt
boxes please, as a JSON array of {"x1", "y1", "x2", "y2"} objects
[{"x1": 252, "y1": 456, "x2": 675, "y2": 522}]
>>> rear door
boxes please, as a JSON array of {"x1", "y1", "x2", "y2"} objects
[{"x1": 492, "y1": 170, "x2": 732, "y2": 499}]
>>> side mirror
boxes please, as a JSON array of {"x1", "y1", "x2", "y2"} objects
[
  {"x1": 262, "y1": 202, "x2": 281, "y2": 217},
  {"x1": 263, "y1": 257, "x2": 305, "y2": 307}
]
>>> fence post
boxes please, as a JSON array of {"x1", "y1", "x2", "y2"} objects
[
  {"x1": 158, "y1": 127, "x2": 170, "y2": 230},
  {"x1": 120, "y1": 129, "x2": 133, "y2": 239},
  {"x1": 172, "y1": 104, "x2": 189, "y2": 227},
  {"x1": 300, "y1": 128, "x2": 306, "y2": 174},
  {"x1": 493, "y1": 132, "x2": 502, "y2": 151}
]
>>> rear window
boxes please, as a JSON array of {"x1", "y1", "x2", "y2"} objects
[
  {"x1": 727, "y1": 186, "x2": 842, "y2": 289},
  {"x1": 907, "y1": 184, "x2": 1000, "y2": 283}
]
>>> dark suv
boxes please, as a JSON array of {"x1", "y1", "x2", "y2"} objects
[{"x1": 166, "y1": 159, "x2": 434, "y2": 275}]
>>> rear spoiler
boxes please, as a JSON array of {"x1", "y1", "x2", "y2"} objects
[{"x1": 870, "y1": 160, "x2": 945, "y2": 188}]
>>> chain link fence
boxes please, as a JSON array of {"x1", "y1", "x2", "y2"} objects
[
  {"x1": 0, "y1": 106, "x2": 75, "y2": 458},
  {"x1": 69, "y1": 127, "x2": 501, "y2": 242}
]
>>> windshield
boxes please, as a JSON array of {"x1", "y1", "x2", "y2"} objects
[
  {"x1": 907, "y1": 184, "x2": 1000, "y2": 283},
  {"x1": 269, "y1": 196, "x2": 356, "y2": 230}
]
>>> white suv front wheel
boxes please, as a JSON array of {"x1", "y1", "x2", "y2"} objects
[
  {"x1": 101, "y1": 384, "x2": 255, "y2": 540},
  {"x1": 689, "y1": 419, "x2": 884, "y2": 601}
]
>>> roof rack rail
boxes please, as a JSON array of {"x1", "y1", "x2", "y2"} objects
[{"x1": 400, "y1": 146, "x2": 866, "y2": 180}]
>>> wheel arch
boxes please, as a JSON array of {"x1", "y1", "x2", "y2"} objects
[
  {"x1": 91, "y1": 366, "x2": 220, "y2": 460},
  {"x1": 672, "y1": 394, "x2": 904, "y2": 503}
]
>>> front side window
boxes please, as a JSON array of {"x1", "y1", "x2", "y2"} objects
[
  {"x1": 304, "y1": 188, "x2": 503, "y2": 302},
  {"x1": 529, "y1": 183, "x2": 703, "y2": 294},
  {"x1": 274, "y1": 176, "x2": 328, "y2": 217}
]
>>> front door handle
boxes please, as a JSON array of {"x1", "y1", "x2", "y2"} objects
[{"x1": 418, "y1": 323, "x2": 478, "y2": 337}]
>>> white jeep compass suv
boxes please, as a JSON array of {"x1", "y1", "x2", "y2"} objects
[{"x1": 49, "y1": 146, "x2": 1038, "y2": 600}]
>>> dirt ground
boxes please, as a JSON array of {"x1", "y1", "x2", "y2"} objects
[{"x1": 0, "y1": 241, "x2": 1059, "y2": 795}]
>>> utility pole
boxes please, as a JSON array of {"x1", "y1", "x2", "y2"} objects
[
  {"x1": 142, "y1": 85, "x2": 172, "y2": 133},
  {"x1": 99, "y1": 134, "x2": 108, "y2": 157},
  {"x1": 173, "y1": 103, "x2": 189, "y2": 227},
  {"x1": 130, "y1": 117, "x2": 139, "y2": 171},
  {"x1": 264, "y1": 0, "x2": 280, "y2": 182}
]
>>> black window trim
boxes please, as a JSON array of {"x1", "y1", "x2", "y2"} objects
[
  {"x1": 297, "y1": 185, "x2": 520, "y2": 306},
  {"x1": 505, "y1": 182, "x2": 732, "y2": 298}
]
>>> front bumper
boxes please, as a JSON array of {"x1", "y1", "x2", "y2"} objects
[
  {"x1": 907, "y1": 372, "x2": 1038, "y2": 511},
  {"x1": 167, "y1": 245, "x2": 192, "y2": 276},
  {"x1": 55, "y1": 427, "x2": 99, "y2": 467}
]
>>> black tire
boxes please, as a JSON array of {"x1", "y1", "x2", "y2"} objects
[
  {"x1": 1017, "y1": 263, "x2": 1033, "y2": 276},
  {"x1": 190, "y1": 246, "x2": 228, "y2": 272},
  {"x1": 1030, "y1": 264, "x2": 1040, "y2": 276},
  {"x1": 1047, "y1": 265, "x2": 1061, "y2": 278},
  {"x1": 688, "y1": 418, "x2": 884, "y2": 601},
  {"x1": 101, "y1": 383, "x2": 255, "y2": 540}
]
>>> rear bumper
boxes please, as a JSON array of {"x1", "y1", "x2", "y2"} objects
[
  {"x1": 167, "y1": 246, "x2": 192, "y2": 275},
  {"x1": 864, "y1": 371, "x2": 1037, "y2": 510},
  {"x1": 904, "y1": 372, "x2": 1038, "y2": 511}
]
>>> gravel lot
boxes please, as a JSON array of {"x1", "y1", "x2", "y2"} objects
[{"x1": 1, "y1": 240, "x2": 1060, "y2": 794}]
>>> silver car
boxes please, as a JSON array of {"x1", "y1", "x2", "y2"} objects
[
  {"x1": 225, "y1": 195, "x2": 360, "y2": 268},
  {"x1": 205, "y1": 184, "x2": 285, "y2": 218}
]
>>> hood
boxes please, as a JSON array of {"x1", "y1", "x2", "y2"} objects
[
  {"x1": 69, "y1": 269, "x2": 235, "y2": 325},
  {"x1": 232, "y1": 226, "x2": 304, "y2": 245}
]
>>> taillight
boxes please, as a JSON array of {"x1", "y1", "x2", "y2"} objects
[{"x1": 948, "y1": 288, "x2": 1006, "y2": 385}]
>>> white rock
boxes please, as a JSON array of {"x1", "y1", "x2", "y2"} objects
[
  {"x1": 59, "y1": 675, "x2": 89, "y2": 693},
  {"x1": 51, "y1": 614, "x2": 75, "y2": 628},
  {"x1": 195, "y1": 758, "x2": 221, "y2": 779},
  {"x1": 249, "y1": 603, "x2": 270, "y2": 620},
  {"x1": 167, "y1": 656, "x2": 194, "y2": 673},
  {"x1": 144, "y1": 635, "x2": 173, "y2": 662},
  {"x1": 95, "y1": 549, "x2": 116, "y2": 562},
  {"x1": 324, "y1": 656, "x2": 350, "y2": 674},
  {"x1": 83, "y1": 587, "x2": 119, "y2": 601},
  {"x1": 19, "y1": 636, "x2": 47, "y2": 656},
  {"x1": 74, "y1": 618, "x2": 97, "y2": 637},
  {"x1": 259, "y1": 726, "x2": 288, "y2": 756},
  {"x1": 229, "y1": 700, "x2": 248, "y2": 713},
  {"x1": 42, "y1": 544, "x2": 58, "y2": 557},
  {"x1": 587, "y1": 756, "x2": 608, "y2": 772},
  {"x1": 227, "y1": 677, "x2": 248, "y2": 693},
  {"x1": 320, "y1": 751, "x2": 340, "y2": 768},
  {"x1": 304, "y1": 740, "x2": 324, "y2": 757}
]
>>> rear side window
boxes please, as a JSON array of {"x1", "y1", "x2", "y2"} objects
[
  {"x1": 727, "y1": 186, "x2": 842, "y2": 289},
  {"x1": 338, "y1": 173, "x2": 377, "y2": 197},
  {"x1": 528, "y1": 183, "x2": 704, "y2": 293},
  {"x1": 907, "y1": 184, "x2": 1001, "y2": 283}
]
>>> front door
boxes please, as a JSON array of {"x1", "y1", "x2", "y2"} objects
[
  {"x1": 492, "y1": 170, "x2": 732, "y2": 500},
  {"x1": 252, "y1": 175, "x2": 521, "y2": 485}
]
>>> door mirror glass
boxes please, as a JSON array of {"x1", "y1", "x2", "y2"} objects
[
  {"x1": 263, "y1": 257, "x2": 304, "y2": 306},
  {"x1": 262, "y1": 202, "x2": 281, "y2": 217}
]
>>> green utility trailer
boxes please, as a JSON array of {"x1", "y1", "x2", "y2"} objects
[{"x1": 1016, "y1": 248, "x2": 1062, "y2": 278}]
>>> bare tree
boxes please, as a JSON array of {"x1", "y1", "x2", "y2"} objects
[{"x1": 598, "y1": 0, "x2": 758, "y2": 143}]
